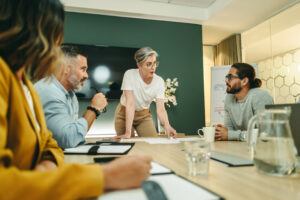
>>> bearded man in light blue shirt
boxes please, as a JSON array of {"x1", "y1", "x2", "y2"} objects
[{"x1": 35, "y1": 45, "x2": 107, "y2": 148}]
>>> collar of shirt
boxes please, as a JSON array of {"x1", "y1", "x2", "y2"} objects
[{"x1": 51, "y1": 75, "x2": 75, "y2": 99}]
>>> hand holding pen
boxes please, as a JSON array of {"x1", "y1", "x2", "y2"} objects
[{"x1": 90, "y1": 87, "x2": 108, "y2": 113}]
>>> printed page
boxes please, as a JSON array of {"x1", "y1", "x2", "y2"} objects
[
  {"x1": 121, "y1": 137, "x2": 180, "y2": 144},
  {"x1": 64, "y1": 145, "x2": 93, "y2": 153},
  {"x1": 150, "y1": 162, "x2": 172, "y2": 175},
  {"x1": 97, "y1": 145, "x2": 132, "y2": 154}
]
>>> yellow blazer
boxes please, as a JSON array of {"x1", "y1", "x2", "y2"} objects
[{"x1": 0, "y1": 57, "x2": 104, "y2": 200}]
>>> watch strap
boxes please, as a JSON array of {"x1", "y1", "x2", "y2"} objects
[{"x1": 87, "y1": 106, "x2": 100, "y2": 118}]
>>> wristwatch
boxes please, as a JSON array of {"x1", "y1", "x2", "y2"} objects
[{"x1": 87, "y1": 106, "x2": 100, "y2": 118}]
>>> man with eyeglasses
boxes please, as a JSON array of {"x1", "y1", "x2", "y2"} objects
[
  {"x1": 215, "y1": 63, "x2": 273, "y2": 141},
  {"x1": 114, "y1": 47, "x2": 177, "y2": 138},
  {"x1": 35, "y1": 45, "x2": 108, "y2": 148}
]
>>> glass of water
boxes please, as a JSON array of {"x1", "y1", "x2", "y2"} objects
[{"x1": 184, "y1": 140, "x2": 210, "y2": 176}]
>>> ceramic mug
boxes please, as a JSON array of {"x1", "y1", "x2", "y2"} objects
[{"x1": 197, "y1": 127, "x2": 215, "y2": 143}]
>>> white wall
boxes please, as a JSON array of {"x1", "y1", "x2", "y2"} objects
[
  {"x1": 242, "y1": 3, "x2": 300, "y2": 103},
  {"x1": 242, "y1": 3, "x2": 300, "y2": 63}
]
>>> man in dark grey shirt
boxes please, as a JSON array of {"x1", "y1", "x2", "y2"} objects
[{"x1": 215, "y1": 63, "x2": 273, "y2": 141}]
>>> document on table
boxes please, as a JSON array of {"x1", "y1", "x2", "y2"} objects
[
  {"x1": 99, "y1": 174, "x2": 222, "y2": 200},
  {"x1": 120, "y1": 137, "x2": 200, "y2": 144},
  {"x1": 64, "y1": 145, "x2": 92, "y2": 153},
  {"x1": 150, "y1": 162, "x2": 172, "y2": 175},
  {"x1": 121, "y1": 137, "x2": 179, "y2": 144}
]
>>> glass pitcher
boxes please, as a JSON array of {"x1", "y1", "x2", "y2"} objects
[{"x1": 247, "y1": 108, "x2": 298, "y2": 176}]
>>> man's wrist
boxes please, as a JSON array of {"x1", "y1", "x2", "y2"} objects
[{"x1": 87, "y1": 106, "x2": 100, "y2": 118}]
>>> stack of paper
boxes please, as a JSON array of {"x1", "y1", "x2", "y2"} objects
[{"x1": 121, "y1": 137, "x2": 201, "y2": 144}]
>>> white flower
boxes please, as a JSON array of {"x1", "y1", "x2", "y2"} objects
[{"x1": 164, "y1": 77, "x2": 178, "y2": 107}]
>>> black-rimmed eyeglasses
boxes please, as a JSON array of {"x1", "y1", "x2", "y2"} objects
[{"x1": 225, "y1": 74, "x2": 240, "y2": 81}]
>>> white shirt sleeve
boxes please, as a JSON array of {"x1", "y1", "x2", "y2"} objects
[
  {"x1": 121, "y1": 70, "x2": 133, "y2": 90},
  {"x1": 156, "y1": 78, "x2": 165, "y2": 99}
]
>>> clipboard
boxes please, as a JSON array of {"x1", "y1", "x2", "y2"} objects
[
  {"x1": 64, "y1": 143, "x2": 135, "y2": 155},
  {"x1": 94, "y1": 156, "x2": 120, "y2": 163}
]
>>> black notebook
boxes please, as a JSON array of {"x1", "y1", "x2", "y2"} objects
[
  {"x1": 64, "y1": 142, "x2": 134, "y2": 155},
  {"x1": 210, "y1": 151, "x2": 253, "y2": 167}
]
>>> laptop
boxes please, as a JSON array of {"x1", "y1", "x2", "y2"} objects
[{"x1": 265, "y1": 103, "x2": 300, "y2": 156}]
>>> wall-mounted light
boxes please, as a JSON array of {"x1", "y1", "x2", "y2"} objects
[{"x1": 93, "y1": 65, "x2": 111, "y2": 84}]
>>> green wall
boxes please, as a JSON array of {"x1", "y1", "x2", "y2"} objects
[{"x1": 64, "y1": 12, "x2": 204, "y2": 134}]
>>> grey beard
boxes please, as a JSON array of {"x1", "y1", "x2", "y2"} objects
[{"x1": 68, "y1": 74, "x2": 83, "y2": 91}]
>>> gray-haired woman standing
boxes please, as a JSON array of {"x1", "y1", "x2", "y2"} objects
[{"x1": 115, "y1": 47, "x2": 177, "y2": 138}]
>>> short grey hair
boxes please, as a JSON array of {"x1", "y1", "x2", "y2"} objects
[
  {"x1": 134, "y1": 47, "x2": 158, "y2": 64},
  {"x1": 61, "y1": 45, "x2": 85, "y2": 68}
]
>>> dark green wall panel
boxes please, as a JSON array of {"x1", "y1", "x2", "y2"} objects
[{"x1": 64, "y1": 12, "x2": 204, "y2": 134}]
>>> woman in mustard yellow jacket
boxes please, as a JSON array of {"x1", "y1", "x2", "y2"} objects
[{"x1": 0, "y1": 0, "x2": 151, "y2": 199}]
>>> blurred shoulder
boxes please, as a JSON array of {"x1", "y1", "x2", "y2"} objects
[
  {"x1": 124, "y1": 69, "x2": 138, "y2": 77},
  {"x1": 34, "y1": 77, "x2": 65, "y2": 101},
  {"x1": 249, "y1": 88, "x2": 272, "y2": 98}
]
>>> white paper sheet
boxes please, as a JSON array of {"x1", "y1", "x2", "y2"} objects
[
  {"x1": 121, "y1": 137, "x2": 180, "y2": 144},
  {"x1": 148, "y1": 174, "x2": 219, "y2": 200},
  {"x1": 121, "y1": 137, "x2": 200, "y2": 144},
  {"x1": 98, "y1": 145, "x2": 132, "y2": 154},
  {"x1": 99, "y1": 188, "x2": 147, "y2": 200},
  {"x1": 150, "y1": 162, "x2": 172, "y2": 175},
  {"x1": 64, "y1": 145, "x2": 93, "y2": 153},
  {"x1": 99, "y1": 174, "x2": 220, "y2": 200},
  {"x1": 176, "y1": 137, "x2": 202, "y2": 142}
]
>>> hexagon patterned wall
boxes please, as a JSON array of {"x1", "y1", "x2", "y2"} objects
[{"x1": 257, "y1": 48, "x2": 300, "y2": 103}]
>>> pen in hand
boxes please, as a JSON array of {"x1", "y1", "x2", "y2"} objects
[{"x1": 90, "y1": 86, "x2": 107, "y2": 113}]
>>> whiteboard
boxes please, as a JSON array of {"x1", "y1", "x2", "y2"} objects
[
  {"x1": 210, "y1": 65, "x2": 257, "y2": 124},
  {"x1": 210, "y1": 66, "x2": 231, "y2": 124}
]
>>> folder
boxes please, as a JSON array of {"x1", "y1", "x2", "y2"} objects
[{"x1": 64, "y1": 143, "x2": 134, "y2": 155}]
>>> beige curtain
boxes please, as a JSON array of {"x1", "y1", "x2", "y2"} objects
[{"x1": 215, "y1": 34, "x2": 242, "y2": 66}]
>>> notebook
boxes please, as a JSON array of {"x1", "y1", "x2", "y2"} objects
[
  {"x1": 64, "y1": 142, "x2": 134, "y2": 155},
  {"x1": 265, "y1": 103, "x2": 300, "y2": 156}
]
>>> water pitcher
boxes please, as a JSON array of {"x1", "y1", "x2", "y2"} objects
[{"x1": 247, "y1": 108, "x2": 298, "y2": 176}]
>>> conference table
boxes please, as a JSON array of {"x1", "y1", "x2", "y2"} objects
[{"x1": 64, "y1": 136, "x2": 300, "y2": 200}]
